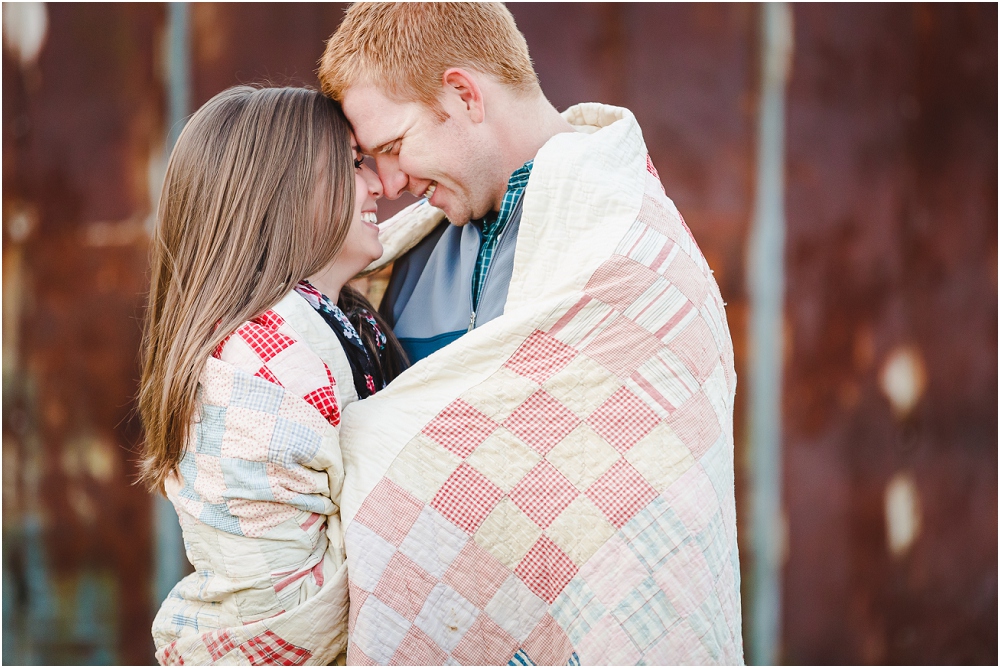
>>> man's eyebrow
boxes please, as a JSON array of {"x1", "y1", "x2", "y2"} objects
[{"x1": 365, "y1": 136, "x2": 402, "y2": 155}]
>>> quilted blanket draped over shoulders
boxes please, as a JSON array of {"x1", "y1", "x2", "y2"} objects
[
  {"x1": 339, "y1": 103, "x2": 744, "y2": 665},
  {"x1": 153, "y1": 291, "x2": 357, "y2": 666}
]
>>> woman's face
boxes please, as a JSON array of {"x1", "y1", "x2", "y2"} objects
[{"x1": 336, "y1": 134, "x2": 384, "y2": 276}]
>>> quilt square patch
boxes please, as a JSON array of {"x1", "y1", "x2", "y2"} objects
[
  {"x1": 666, "y1": 391, "x2": 722, "y2": 460},
  {"x1": 484, "y1": 575, "x2": 549, "y2": 643},
  {"x1": 205, "y1": 629, "x2": 237, "y2": 662},
  {"x1": 584, "y1": 254, "x2": 661, "y2": 312},
  {"x1": 662, "y1": 250, "x2": 709, "y2": 306},
  {"x1": 576, "y1": 613, "x2": 641, "y2": 666},
  {"x1": 450, "y1": 613, "x2": 519, "y2": 666},
  {"x1": 508, "y1": 460, "x2": 578, "y2": 530},
  {"x1": 422, "y1": 400, "x2": 499, "y2": 459},
  {"x1": 353, "y1": 478, "x2": 425, "y2": 547},
  {"x1": 345, "y1": 521, "x2": 397, "y2": 591},
  {"x1": 474, "y1": 498, "x2": 543, "y2": 570},
  {"x1": 666, "y1": 315, "x2": 719, "y2": 383},
  {"x1": 551, "y1": 578, "x2": 607, "y2": 647},
  {"x1": 545, "y1": 424, "x2": 621, "y2": 491},
  {"x1": 545, "y1": 495, "x2": 616, "y2": 566},
  {"x1": 413, "y1": 583, "x2": 479, "y2": 653},
  {"x1": 652, "y1": 541, "x2": 714, "y2": 618},
  {"x1": 443, "y1": 541, "x2": 510, "y2": 609},
  {"x1": 386, "y1": 434, "x2": 463, "y2": 504},
  {"x1": 503, "y1": 330, "x2": 579, "y2": 385},
  {"x1": 586, "y1": 459, "x2": 658, "y2": 529},
  {"x1": 389, "y1": 625, "x2": 448, "y2": 666},
  {"x1": 238, "y1": 629, "x2": 312, "y2": 666},
  {"x1": 465, "y1": 427, "x2": 540, "y2": 493},
  {"x1": 624, "y1": 423, "x2": 695, "y2": 493},
  {"x1": 611, "y1": 575, "x2": 679, "y2": 651},
  {"x1": 374, "y1": 552, "x2": 439, "y2": 621},
  {"x1": 583, "y1": 316, "x2": 664, "y2": 379},
  {"x1": 541, "y1": 352, "x2": 623, "y2": 419},
  {"x1": 514, "y1": 534, "x2": 579, "y2": 604},
  {"x1": 398, "y1": 506, "x2": 469, "y2": 579},
  {"x1": 351, "y1": 596, "x2": 412, "y2": 665},
  {"x1": 503, "y1": 391, "x2": 580, "y2": 456},
  {"x1": 522, "y1": 614, "x2": 575, "y2": 666},
  {"x1": 586, "y1": 387, "x2": 661, "y2": 454},
  {"x1": 431, "y1": 464, "x2": 505, "y2": 535}
]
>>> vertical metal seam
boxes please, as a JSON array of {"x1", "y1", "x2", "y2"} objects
[
  {"x1": 153, "y1": 1, "x2": 191, "y2": 609},
  {"x1": 747, "y1": 3, "x2": 793, "y2": 665}
]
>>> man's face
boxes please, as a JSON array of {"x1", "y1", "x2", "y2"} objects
[{"x1": 342, "y1": 84, "x2": 499, "y2": 226}]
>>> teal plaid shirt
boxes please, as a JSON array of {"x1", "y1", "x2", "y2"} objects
[{"x1": 471, "y1": 159, "x2": 534, "y2": 311}]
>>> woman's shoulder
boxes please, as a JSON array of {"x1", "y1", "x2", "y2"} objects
[{"x1": 213, "y1": 308, "x2": 340, "y2": 427}]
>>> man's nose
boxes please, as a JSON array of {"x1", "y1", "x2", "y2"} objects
[{"x1": 374, "y1": 156, "x2": 407, "y2": 200}]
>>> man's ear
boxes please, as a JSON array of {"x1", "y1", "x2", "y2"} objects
[{"x1": 441, "y1": 68, "x2": 485, "y2": 123}]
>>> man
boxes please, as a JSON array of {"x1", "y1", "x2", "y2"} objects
[
  {"x1": 320, "y1": 4, "x2": 744, "y2": 665},
  {"x1": 322, "y1": 3, "x2": 576, "y2": 363}
]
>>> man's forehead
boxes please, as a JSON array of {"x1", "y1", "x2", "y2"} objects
[{"x1": 342, "y1": 84, "x2": 413, "y2": 153}]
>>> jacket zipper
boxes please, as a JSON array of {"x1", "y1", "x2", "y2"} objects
[{"x1": 468, "y1": 228, "x2": 506, "y2": 332}]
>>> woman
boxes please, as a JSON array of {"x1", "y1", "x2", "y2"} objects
[{"x1": 138, "y1": 85, "x2": 406, "y2": 665}]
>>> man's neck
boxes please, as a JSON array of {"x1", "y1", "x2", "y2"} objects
[
  {"x1": 498, "y1": 95, "x2": 576, "y2": 180},
  {"x1": 493, "y1": 93, "x2": 574, "y2": 212}
]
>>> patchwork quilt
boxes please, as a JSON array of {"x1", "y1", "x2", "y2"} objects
[
  {"x1": 152, "y1": 292, "x2": 359, "y2": 665},
  {"x1": 338, "y1": 104, "x2": 744, "y2": 665}
]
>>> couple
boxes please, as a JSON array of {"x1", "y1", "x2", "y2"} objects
[{"x1": 141, "y1": 4, "x2": 742, "y2": 666}]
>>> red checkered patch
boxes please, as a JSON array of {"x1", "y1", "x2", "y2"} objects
[
  {"x1": 238, "y1": 630, "x2": 312, "y2": 666},
  {"x1": 389, "y1": 626, "x2": 448, "y2": 666},
  {"x1": 254, "y1": 364, "x2": 282, "y2": 386},
  {"x1": 450, "y1": 613, "x2": 520, "y2": 665},
  {"x1": 504, "y1": 330, "x2": 579, "y2": 384},
  {"x1": 587, "y1": 387, "x2": 662, "y2": 454},
  {"x1": 161, "y1": 641, "x2": 184, "y2": 666},
  {"x1": 584, "y1": 255, "x2": 661, "y2": 312},
  {"x1": 421, "y1": 399, "x2": 498, "y2": 458},
  {"x1": 514, "y1": 534, "x2": 579, "y2": 604},
  {"x1": 302, "y1": 373, "x2": 340, "y2": 427},
  {"x1": 205, "y1": 629, "x2": 238, "y2": 662},
  {"x1": 374, "y1": 552, "x2": 439, "y2": 621},
  {"x1": 586, "y1": 459, "x2": 659, "y2": 528},
  {"x1": 431, "y1": 463, "x2": 505, "y2": 534},
  {"x1": 237, "y1": 319, "x2": 297, "y2": 364},
  {"x1": 508, "y1": 460, "x2": 579, "y2": 530},
  {"x1": 443, "y1": 541, "x2": 510, "y2": 609},
  {"x1": 353, "y1": 478, "x2": 425, "y2": 546},
  {"x1": 503, "y1": 391, "x2": 580, "y2": 456}
]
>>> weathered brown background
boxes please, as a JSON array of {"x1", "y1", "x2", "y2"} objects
[{"x1": 3, "y1": 3, "x2": 996, "y2": 665}]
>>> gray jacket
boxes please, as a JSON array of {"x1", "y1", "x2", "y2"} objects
[{"x1": 380, "y1": 198, "x2": 523, "y2": 364}]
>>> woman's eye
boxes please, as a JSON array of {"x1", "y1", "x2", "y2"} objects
[{"x1": 354, "y1": 157, "x2": 364, "y2": 169}]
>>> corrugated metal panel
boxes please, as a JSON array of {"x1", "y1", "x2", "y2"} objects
[
  {"x1": 782, "y1": 4, "x2": 997, "y2": 664},
  {"x1": 3, "y1": 4, "x2": 165, "y2": 664}
]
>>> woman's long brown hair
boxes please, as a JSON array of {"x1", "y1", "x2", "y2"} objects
[{"x1": 138, "y1": 86, "x2": 393, "y2": 493}]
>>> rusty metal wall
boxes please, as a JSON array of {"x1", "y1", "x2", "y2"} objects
[
  {"x1": 3, "y1": 4, "x2": 165, "y2": 664},
  {"x1": 781, "y1": 4, "x2": 997, "y2": 663},
  {"x1": 2, "y1": 3, "x2": 995, "y2": 665}
]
